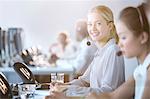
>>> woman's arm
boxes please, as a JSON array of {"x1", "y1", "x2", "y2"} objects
[
  {"x1": 111, "y1": 76, "x2": 135, "y2": 99},
  {"x1": 86, "y1": 76, "x2": 135, "y2": 99},
  {"x1": 69, "y1": 63, "x2": 92, "y2": 87},
  {"x1": 50, "y1": 61, "x2": 92, "y2": 87},
  {"x1": 141, "y1": 64, "x2": 150, "y2": 99},
  {"x1": 97, "y1": 46, "x2": 125, "y2": 92},
  {"x1": 68, "y1": 45, "x2": 125, "y2": 95}
]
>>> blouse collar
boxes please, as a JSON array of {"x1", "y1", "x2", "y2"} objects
[
  {"x1": 97, "y1": 39, "x2": 116, "y2": 50},
  {"x1": 140, "y1": 52, "x2": 150, "y2": 68},
  {"x1": 95, "y1": 39, "x2": 116, "y2": 56}
]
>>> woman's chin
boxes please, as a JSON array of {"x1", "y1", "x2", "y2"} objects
[
  {"x1": 124, "y1": 54, "x2": 134, "y2": 59},
  {"x1": 91, "y1": 37, "x2": 99, "y2": 41}
]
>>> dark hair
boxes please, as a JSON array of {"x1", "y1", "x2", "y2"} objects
[
  {"x1": 119, "y1": 5, "x2": 149, "y2": 35},
  {"x1": 138, "y1": 4, "x2": 149, "y2": 34},
  {"x1": 119, "y1": 5, "x2": 149, "y2": 44}
]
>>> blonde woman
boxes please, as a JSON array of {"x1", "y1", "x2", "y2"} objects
[
  {"x1": 45, "y1": 5, "x2": 125, "y2": 99},
  {"x1": 86, "y1": 4, "x2": 150, "y2": 99}
]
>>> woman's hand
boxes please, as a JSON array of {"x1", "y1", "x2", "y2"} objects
[
  {"x1": 49, "y1": 54, "x2": 59, "y2": 64},
  {"x1": 50, "y1": 82, "x2": 64, "y2": 86},
  {"x1": 50, "y1": 82, "x2": 66, "y2": 91},
  {"x1": 86, "y1": 92, "x2": 110, "y2": 99},
  {"x1": 85, "y1": 92, "x2": 99, "y2": 99},
  {"x1": 50, "y1": 83, "x2": 69, "y2": 93},
  {"x1": 45, "y1": 91, "x2": 68, "y2": 99},
  {"x1": 50, "y1": 82, "x2": 71, "y2": 89}
]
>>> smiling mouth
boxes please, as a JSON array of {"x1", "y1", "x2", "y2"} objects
[{"x1": 91, "y1": 32, "x2": 100, "y2": 37}]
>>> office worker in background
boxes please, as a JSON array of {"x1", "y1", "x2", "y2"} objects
[
  {"x1": 86, "y1": 4, "x2": 150, "y2": 99},
  {"x1": 45, "y1": 5, "x2": 125, "y2": 99},
  {"x1": 72, "y1": 19, "x2": 97, "y2": 77},
  {"x1": 57, "y1": 19, "x2": 97, "y2": 78},
  {"x1": 49, "y1": 32, "x2": 77, "y2": 65}
]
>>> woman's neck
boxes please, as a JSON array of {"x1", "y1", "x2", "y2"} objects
[
  {"x1": 96, "y1": 42, "x2": 106, "y2": 48},
  {"x1": 96, "y1": 38, "x2": 112, "y2": 48},
  {"x1": 137, "y1": 47, "x2": 150, "y2": 64}
]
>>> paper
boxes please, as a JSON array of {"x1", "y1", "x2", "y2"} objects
[{"x1": 34, "y1": 90, "x2": 50, "y2": 96}]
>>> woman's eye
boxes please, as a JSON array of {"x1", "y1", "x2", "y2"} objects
[
  {"x1": 97, "y1": 22, "x2": 101, "y2": 25},
  {"x1": 118, "y1": 35, "x2": 126, "y2": 40},
  {"x1": 121, "y1": 36, "x2": 126, "y2": 40}
]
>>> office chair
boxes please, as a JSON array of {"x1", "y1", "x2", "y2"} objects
[
  {"x1": 13, "y1": 62, "x2": 36, "y2": 84},
  {"x1": 0, "y1": 74, "x2": 12, "y2": 99}
]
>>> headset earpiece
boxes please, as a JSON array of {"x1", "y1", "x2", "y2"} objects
[{"x1": 87, "y1": 41, "x2": 91, "y2": 46}]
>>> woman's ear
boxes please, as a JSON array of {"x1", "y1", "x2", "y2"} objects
[
  {"x1": 108, "y1": 22, "x2": 113, "y2": 30},
  {"x1": 140, "y1": 31, "x2": 149, "y2": 44}
]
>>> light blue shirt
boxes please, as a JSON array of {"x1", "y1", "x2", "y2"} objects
[{"x1": 68, "y1": 39, "x2": 125, "y2": 96}]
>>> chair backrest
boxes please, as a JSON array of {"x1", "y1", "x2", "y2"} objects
[
  {"x1": 0, "y1": 74, "x2": 12, "y2": 99},
  {"x1": 13, "y1": 62, "x2": 36, "y2": 84}
]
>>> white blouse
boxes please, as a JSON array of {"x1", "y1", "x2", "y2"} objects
[
  {"x1": 134, "y1": 53, "x2": 150, "y2": 99},
  {"x1": 67, "y1": 39, "x2": 125, "y2": 96}
]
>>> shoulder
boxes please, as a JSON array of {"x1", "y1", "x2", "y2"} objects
[
  {"x1": 144, "y1": 53, "x2": 150, "y2": 69},
  {"x1": 145, "y1": 53, "x2": 150, "y2": 77},
  {"x1": 146, "y1": 65, "x2": 150, "y2": 84},
  {"x1": 50, "y1": 43, "x2": 59, "y2": 47},
  {"x1": 106, "y1": 43, "x2": 120, "y2": 54},
  {"x1": 103, "y1": 44, "x2": 124, "y2": 61}
]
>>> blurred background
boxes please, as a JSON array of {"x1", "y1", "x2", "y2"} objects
[
  {"x1": 0, "y1": 0, "x2": 145, "y2": 83},
  {"x1": 0, "y1": 0, "x2": 143, "y2": 54}
]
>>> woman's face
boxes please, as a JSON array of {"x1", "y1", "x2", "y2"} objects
[
  {"x1": 87, "y1": 12, "x2": 110, "y2": 42},
  {"x1": 57, "y1": 34, "x2": 67, "y2": 44},
  {"x1": 116, "y1": 21, "x2": 142, "y2": 58}
]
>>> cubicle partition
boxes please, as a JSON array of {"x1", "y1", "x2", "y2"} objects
[{"x1": 0, "y1": 27, "x2": 23, "y2": 67}]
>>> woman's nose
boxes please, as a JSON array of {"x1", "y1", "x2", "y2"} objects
[{"x1": 91, "y1": 24, "x2": 97, "y2": 31}]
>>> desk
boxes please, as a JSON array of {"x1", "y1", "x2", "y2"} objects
[
  {"x1": 34, "y1": 90, "x2": 49, "y2": 99},
  {"x1": 12, "y1": 90, "x2": 49, "y2": 99},
  {"x1": 14, "y1": 89, "x2": 85, "y2": 99},
  {"x1": 0, "y1": 66, "x2": 75, "y2": 83}
]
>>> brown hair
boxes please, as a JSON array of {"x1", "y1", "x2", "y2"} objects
[
  {"x1": 119, "y1": 5, "x2": 150, "y2": 43},
  {"x1": 89, "y1": 5, "x2": 119, "y2": 43}
]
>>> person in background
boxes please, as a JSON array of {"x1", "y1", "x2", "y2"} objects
[
  {"x1": 86, "y1": 4, "x2": 150, "y2": 99},
  {"x1": 49, "y1": 32, "x2": 76, "y2": 65},
  {"x1": 45, "y1": 5, "x2": 125, "y2": 99},
  {"x1": 57, "y1": 19, "x2": 97, "y2": 78},
  {"x1": 72, "y1": 19, "x2": 97, "y2": 77},
  {"x1": 75, "y1": 19, "x2": 88, "y2": 42}
]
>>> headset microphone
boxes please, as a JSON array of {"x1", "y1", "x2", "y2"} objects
[
  {"x1": 116, "y1": 51, "x2": 122, "y2": 56},
  {"x1": 87, "y1": 41, "x2": 91, "y2": 46},
  {"x1": 86, "y1": 35, "x2": 91, "y2": 46}
]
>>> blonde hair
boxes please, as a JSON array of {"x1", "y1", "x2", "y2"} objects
[{"x1": 89, "y1": 5, "x2": 119, "y2": 43}]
